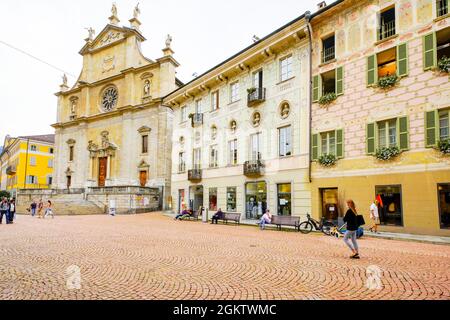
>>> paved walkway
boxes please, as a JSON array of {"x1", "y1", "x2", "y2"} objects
[{"x1": 1, "y1": 213, "x2": 449, "y2": 300}]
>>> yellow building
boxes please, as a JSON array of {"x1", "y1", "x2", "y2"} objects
[{"x1": 0, "y1": 135, "x2": 55, "y2": 197}]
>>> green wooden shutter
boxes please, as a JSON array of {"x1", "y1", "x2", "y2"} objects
[
  {"x1": 336, "y1": 129, "x2": 344, "y2": 158},
  {"x1": 367, "y1": 54, "x2": 377, "y2": 86},
  {"x1": 336, "y1": 67, "x2": 344, "y2": 96},
  {"x1": 425, "y1": 110, "x2": 438, "y2": 147},
  {"x1": 397, "y1": 43, "x2": 408, "y2": 77},
  {"x1": 423, "y1": 33, "x2": 437, "y2": 70},
  {"x1": 312, "y1": 134, "x2": 319, "y2": 161},
  {"x1": 398, "y1": 116, "x2": 409, "y2": 151},
  {"x1": 367, "y1": 123, "x2": 376, "y2": 154},
  {"x1": 313, "y1": 75, "x2": 322, "y2": 102}
]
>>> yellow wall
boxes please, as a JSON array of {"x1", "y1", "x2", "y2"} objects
[
  {"x1": 4, "y1": 139, "x2": 55, "y2": 192},
  {"x1": 312, "y1": 167, "x2": 450, "y2": 237}
]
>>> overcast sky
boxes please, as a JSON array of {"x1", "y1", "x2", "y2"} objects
[{"x1": 0, "y1": 0, "x2": 318, "y2": 143}]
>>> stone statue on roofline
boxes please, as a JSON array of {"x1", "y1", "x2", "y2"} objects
[
  {"x1": 165, "y1": 34, "x2": 173, "y2": 48},
  {"x1": 133, "y1": 3, "x2": 140, "y2": 19}
]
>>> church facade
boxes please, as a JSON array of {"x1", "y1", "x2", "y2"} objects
[{"x1": 51, "y1": 6, "x2": 180, "y2": 212}]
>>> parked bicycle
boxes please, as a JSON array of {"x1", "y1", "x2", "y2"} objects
[{"x1": 299, "y1": 214, "x2": 336, "y2": 235}]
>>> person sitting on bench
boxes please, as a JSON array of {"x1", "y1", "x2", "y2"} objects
[
  {"x1": 211, "y1": 208, "x2": 225, "y2": 224},
  {"x1": 259, "y1": 210, "x2": 272, "y2": 230},
  {"x1": 175, "y1": 209, "x2": 192, "y2": 221}
]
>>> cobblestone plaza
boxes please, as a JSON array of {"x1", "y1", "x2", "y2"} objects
[{"x1": 1, "y1": 214, "x2": 449, "y2": 300}]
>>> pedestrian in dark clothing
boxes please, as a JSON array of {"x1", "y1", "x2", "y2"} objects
[
  {"x1": 30, "y1": 200, "x2": 37, "y2": 217},
  {"x1": 0, "y1": 198, "x2": 9, "y2": 224},
  {"x1": 343, "y1": 200, "x2": 360, "y2": 259},
  {"x1": 9, "y1": 200, "x2": 16, "y2": 224},
  {"x1": 211, "y1": 209, "x2": 225, "y2": 224}
]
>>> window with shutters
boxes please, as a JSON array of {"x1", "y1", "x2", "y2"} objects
[
  {"x1": 378, "y1": 119, "x2": 397, "y2": 148},
  {"x1": 312, "y1": 129, "x2": 344, "y2": 160},
  {"x1": 378, "y1": 6, "x2": 396, "y2": 41},
  {"x1": 423, "y1": 28, "x2": 450, "y2": 70},
  {"x1": 366, "y1": 117, "x2": 409, "y2": 154},
  {"x1": 377, "y1": 48, "x2": 397, "y2": 78},
  {"x1": 437, "y1": 0, "x2": 449, "y2": 17},
  {"x1": 313, "y1": 66, "x2": 344, "y2": 102},
  {"x1": 439, "y1": 109, "x2": 450, "y2": 140}
]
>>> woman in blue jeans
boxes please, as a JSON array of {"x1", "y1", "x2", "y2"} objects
[{"x1": 343, "y1": 200, "x2": 360, "y2": 259}]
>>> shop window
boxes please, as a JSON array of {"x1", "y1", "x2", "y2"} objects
[
  {"x1": 227, "y1": 187, "x2": 237, "y2": 212},
  {"x1": 438, "y1": 184, "x2": 450, "y2": 229},
  {"x1": 375, "y1": 185, "x2": 403, "y2": 226},
  {"x1": 209, "y1": 188, "x2": 218, "y2": 211},
  {"x1": 245, "y1": 182, "x2": 267, "y2": 220},
  {"x1": 277, "y1": 184, "x2": 292, "y2": 216}
]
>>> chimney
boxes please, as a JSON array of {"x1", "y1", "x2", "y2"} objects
[{"x1": 318, "y1": 1, "x2": 327, "y2": 10}]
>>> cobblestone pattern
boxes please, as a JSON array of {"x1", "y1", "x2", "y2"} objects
[{"x1": 0, "y1": 214, "x2": 449, "y2": 300}]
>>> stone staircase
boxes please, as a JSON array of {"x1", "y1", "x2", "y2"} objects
[{"x1": 16, "y1": 193, "x2": 105, "y2": 216}]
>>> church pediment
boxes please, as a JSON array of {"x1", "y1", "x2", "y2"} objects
[{"x1": 79, "y1": 25, "x2": 145, "y2": 55}]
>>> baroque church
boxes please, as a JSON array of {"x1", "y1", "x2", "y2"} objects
[{"x1": 52, "y1": 4, "x2": 180, "y2": 212}]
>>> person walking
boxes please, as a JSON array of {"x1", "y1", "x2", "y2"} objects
[
  {"x1": 37, "y1": 199, "x2": 44, "y2": 219},
  {"x1": 30, "y1": 200, "x2": 37, "y2": 217},
  {"x1": 44, "y1": 200, "x2": 54, "y2": 219},
  {"x1": 8, "y1": 199, "x2": 16, "y2": 224},
  {"x1": 369, "y1": 199, "x2": 380, "y2": 234},
  {"x1": 0, "y1": 198, "x2": 9, "y2": 224},
  {"x1": 343, "y1": 200, "x2": 360, "y2": 259},
  {"x1": 259, "y1": 210, "x2": 272, "y2": 230}
]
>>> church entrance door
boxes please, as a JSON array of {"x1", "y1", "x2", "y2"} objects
[
  {"x1": 98, "y1": 157, "x2": 108, "y2": 187},
  {"x1": 139, "y1": 171, "x2": 147, "y2": 187}
]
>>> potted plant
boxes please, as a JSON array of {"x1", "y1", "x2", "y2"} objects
[
  {"x1": 437, "y1": 139, "x2": 450, "y2": 155},
  {"x1": 247, "y1": 87, "x2": 257, "y2": 95},
  {"x1": 377, "y1": 74, "x2": 399, "y2": 89},
  {"x1": 318, "y1": 92, "x2": 337, "y2": 106},
  {"x1": 318, "y1": 154, "x2": 337, "y2": 167},
  {"x1": 438, "y1": 56, "x2": 450, "y2": 73},
  {"x1": 375, "y1": 146, "x2": 401, "y2": 161}
]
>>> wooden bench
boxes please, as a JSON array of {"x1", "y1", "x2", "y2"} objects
[
  {"x1": 269, "y1": 215, "x2": 301, "y2": 232},
  {"x1": 181, "y1": 207, "x2": 203, "y2": 221},
  {"x1": 215, "y1": 212, "x2": 241, "y2": 225}
]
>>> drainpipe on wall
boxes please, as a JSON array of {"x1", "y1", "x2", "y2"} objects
[
  {"x1": 23, "y1": 139, "x2": 30, "y2": 189},
  {"x1": 305, "y1": 11, "x2": 313, "y2": 183}
]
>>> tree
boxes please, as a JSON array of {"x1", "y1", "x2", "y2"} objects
[{"x1": 0, "y1": 190, "x2": 11, "y2": 199}]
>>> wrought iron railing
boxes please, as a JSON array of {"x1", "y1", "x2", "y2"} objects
[
  {"x1": 188, "y1": 169, "x2": 202, "y2": 181},
  {"x1": 378, "y1": 20, "x2": 396, "y2": 40},
  {"x1": 247, "y1": 88, "x2": 266, "y2": 107},
  {"x1": 190, "y1": 113, "x2": 203, "y2": 127},
  {"x1": 322, "y1": 46, "x2": 335, "y2": 63},
  {"x1": 437, "y1": 0, "x2": 449, "y2": 17},
  {"x1": 244, "y1": 160, "x2": 264, "y2": 176}
]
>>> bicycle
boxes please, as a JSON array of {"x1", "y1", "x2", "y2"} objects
[{"x1": 298, "y1": 214, "x2": 336, "y2": 235}]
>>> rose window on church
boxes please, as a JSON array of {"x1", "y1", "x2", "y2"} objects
[{"x1": 101, "y1": 86, "x2": 118, "y2": 111}]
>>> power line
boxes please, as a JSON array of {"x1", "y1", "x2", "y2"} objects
[{"x1": 0, "y1": 40, "x2": 76, "y2": 78}]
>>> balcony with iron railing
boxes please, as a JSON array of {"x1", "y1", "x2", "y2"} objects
[
  {"x1": 322, "y1": 46, "x2": 335, "y2": 63},
  {"x1": 188, "y1": 168, "x2": 202, "y2": 182},
  {"x1": 190, "y1": 113, "x2": 203, "y2": 128},
  {"x1": 6, "y1": 166, "x2": 16, "y2": 176},
  {"x1": 378, "y1": 20, "x2": 396, "y2": 41},
  {"x1": 247, "y1": 87, "x2": 266, "y2": 107},
  {"x1": 437, "y1": 0, "x2": 449, "y2": 17},
  {"x1": 243, "y1": 160, "x2": 264, "y2": 177}
]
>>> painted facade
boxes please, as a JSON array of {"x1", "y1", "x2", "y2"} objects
[
  {"x1": 310, "y1": 0, "x2": 450, "y2": 235},
  {"x1": 165, "y1": 18, "x2": 312, "y2": 221},
  {"x1": 0, "y1": 135, "x2": 55, "y2": 197}
]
